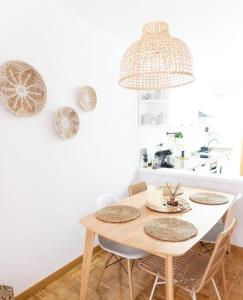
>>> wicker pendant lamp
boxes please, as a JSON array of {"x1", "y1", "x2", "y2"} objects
[{"x1": 119, "y1": 21, "x2": 194, "y2": 90}]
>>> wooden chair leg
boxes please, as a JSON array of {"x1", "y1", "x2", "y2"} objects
[
  {"x1": 96, "y1": 252, "x2": 113, "y2": 290},
  {"x1": 221, "y1": 263, "x2": 227, "y2": 297},
  {"x1": 149, "y1": 275, "x2": 159, "y2": 300},
  {"x1": 127, "y1": 259, "x2": 134, "y2": 300},
  {"x1": 227, "y1": 245, "x2": 233, "y2": 262},
  {"x1": 211, "y1": 277, "x2": 222, "y2": 300}
]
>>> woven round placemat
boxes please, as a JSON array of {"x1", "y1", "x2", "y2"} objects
[
  {"x1": 144, "y1": 218, "x2": 197, "y2": 242},
  {"x1": 0, "y1": 60, "x2": 46, "y2": 116},
  {"x1": 189, "y1": 193, "x2": 229, "y2": 205},
  {"x1": 96, "y1": 205, "x2": 140, "y2": 223}
]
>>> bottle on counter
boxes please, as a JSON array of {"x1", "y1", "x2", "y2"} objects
[
  {"x1": 141, "y1": 148, "x2": 148, "y2": 168},
  {"x1": 180, "y1": 150, "x2": 188, "y2": 160}
]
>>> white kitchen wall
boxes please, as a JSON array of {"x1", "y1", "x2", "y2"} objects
[
  {"x1": 138, "y1": 83, "x2": 203, "y2": 163},
  {"x1": 0, "y1": 0, "x2": 139, "y2": 294}
]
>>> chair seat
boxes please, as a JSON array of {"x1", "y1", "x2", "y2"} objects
[
  {"x1": 98, "y1": 236, "x2": 145, "y2": 259},
  {"x1": 139, "y1": 250, "x2": 210, "y2": 292},
  {"x1": 201, "y1": 223, "x2": 225, "y2": 243}
]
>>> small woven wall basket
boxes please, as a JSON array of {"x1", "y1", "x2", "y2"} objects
[
  {"x1": 0, "y1": 60, "x2": 46, "y2": 116},
  {"x1": 78, "y1": 85, "x2": 97, "y2": 111},
  {"x1": 55, "y1": 106, "x2": 79, "y2": 139}
]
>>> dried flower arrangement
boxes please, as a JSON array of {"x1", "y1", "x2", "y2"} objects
[{"x1": 166, "y1": 182, "x2": 183, "y2": 207}]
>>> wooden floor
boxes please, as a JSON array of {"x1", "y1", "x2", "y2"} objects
[{"x1": 28, "y1": 247, "x2": 243, "y2": 300}]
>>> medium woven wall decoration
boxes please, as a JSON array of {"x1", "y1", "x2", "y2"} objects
[
  {"x1": 0, "y1": 285, "x2": 14, "y2": 300},
  {"x1": 0, "y1": 60, "x2": 46, "y2": 116},
  {"x1": 78, "y1": 85, "x2": 97, "y2": 111},
  {"x1": 55, "y1": 106, "x2": 79, "y2": 139},
  {"x1": 119, "y1": 21, "x2": 194, "y2": 90}
]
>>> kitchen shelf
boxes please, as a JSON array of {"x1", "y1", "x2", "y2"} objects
[{"x1": 138, "y1": 90, "x2": 170, "y2": 126}]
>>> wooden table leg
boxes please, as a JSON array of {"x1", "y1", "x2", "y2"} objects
[
  {"x1": 80, "y1": 229, "x2": 95, "y2": 300},
  {"x1": 165, "y1": 255, "x2": 174, "y2": 300}
]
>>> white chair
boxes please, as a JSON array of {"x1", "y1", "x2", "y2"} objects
[
  {"x1": 201, "y1": 193, "x2": 241, "y2": 253},
  {"x1": 96, "y1": 193, "x2": 145, "y2": 300}
]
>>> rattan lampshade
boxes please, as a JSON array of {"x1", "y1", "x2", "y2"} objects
[{"x1": 119, "y1": 21, "x2": 194, "y2": 90}]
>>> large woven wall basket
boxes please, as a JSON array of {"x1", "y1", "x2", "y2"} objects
[{"x1": 0, "y1": 60, "x2": 46, "y2": 116}]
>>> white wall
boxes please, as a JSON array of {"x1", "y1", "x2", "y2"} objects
[{"x1": 0, "y1": 0, "x2": 139, "y2": 294}]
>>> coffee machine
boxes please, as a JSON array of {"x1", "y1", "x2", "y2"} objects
[{"x1": 155, "y1": 149, "x2": 174, "y2": 168}]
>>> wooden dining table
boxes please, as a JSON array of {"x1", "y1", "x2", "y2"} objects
[{"x1": 79, "y1": 186, "x2": 234, "y2": 300}]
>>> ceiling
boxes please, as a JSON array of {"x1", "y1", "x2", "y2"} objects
[{"x1": 58, "y1": 0, "x2": 243, "y2": 93}]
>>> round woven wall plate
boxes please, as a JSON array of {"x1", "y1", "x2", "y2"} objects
[
  {"x1": 189, "y1": 193, "x2": 229, "y2": 205},
  {"x1": 55, "y1": 107, "x2": 79, "y2": 139},
  {"x1": 156, "y1": 185, "x2": 183, "y2": 196},
  {"x1": 78, "y1": 85, "x2": 97, "y2": 111},
  {"x1": 0, "y1": 285, "x2": 14, "y2": 300},
  {"x1": 146, "y1": 197, "x2": 191, "y2": 214},
  {"x1": 96, "y1": 205, "x2": 140, "y2": 223},
  {"x1": 144, "y1": 218, "x2": 197, "y2": 242},
  {"x1": 0, "y1": 60, "x2": 46, "y2": 116}
]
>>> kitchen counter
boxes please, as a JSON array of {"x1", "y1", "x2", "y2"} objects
[
  {"x1": 173, "y1": 147, "x2": 232, "y2": 171},
  {"x1": 173, "y1": 153, "x2": 223, "y2": 170},
  {"x1": 138, "y1": 166, "x2": 243, "y2": 185}
]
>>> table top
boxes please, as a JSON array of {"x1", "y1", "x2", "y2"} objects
[{"x1": 80, "y1": 186, "x2": 235, "y2": 257}]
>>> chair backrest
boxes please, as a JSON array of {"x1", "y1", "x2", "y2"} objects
[
  {"x1": 198, "y1": 219, "x2": 237, "y2": 291},
  {"x1": 224, "y1": 193, "x2": 242, "y2": 229},
  {"x1": 128, "y1": 181, "x2": 147, "y2": 196},
  {"x1": 96, "y1": 193, "x2": 118, "y2": 209}
]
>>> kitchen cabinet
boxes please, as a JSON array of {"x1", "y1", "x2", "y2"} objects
[
  {"x1": 192, "y1": 163, "x2": 208, "y2": 174},
  {"x1": 218, "y1": 152, "x2": 234, "y2": 175},
  {"x1": 190, "y1": 158, "x2": 221, "y2": 174},
  {"x1": 191, "y1": 153, "x2": 232, "y2": 175}
]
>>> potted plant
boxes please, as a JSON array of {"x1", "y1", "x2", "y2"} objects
[
  {"x1": 174, "y1": 131, "x2": 183, "y2": 139},
  {"x1": 174, "y1": 132, "x2": 183, "y2": 156}
]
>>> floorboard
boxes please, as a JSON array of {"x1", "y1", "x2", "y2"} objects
[{"x1": 27, "y1": 247, "x2": 243, "y2": 300}]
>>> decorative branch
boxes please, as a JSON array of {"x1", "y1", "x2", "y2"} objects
[{"x1": 166, "y1": 182, "x2": 182, "y2": 207}]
